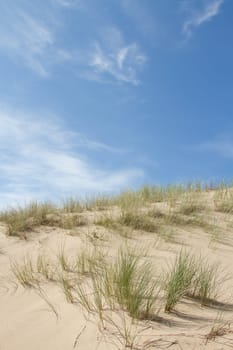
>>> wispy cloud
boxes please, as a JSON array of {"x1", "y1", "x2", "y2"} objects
[
  {"x1": 183, "y1": 0, "x2": 224, "y2": 38},
  {"x1": 0, "y1": 4, "x2": 146, "y2": 85},
  {"x1": 82, "y1": 27, "x2": 147, "y2": 85},
  {"x1": 0, "y1": 106, "x2": 144, "y2": 208},
  {"x1": 0, "y1": 4, "x2": 56, "y2": 77},
  {"x1": 0, "y1": 2, "x2": 76, "y2": 77}
]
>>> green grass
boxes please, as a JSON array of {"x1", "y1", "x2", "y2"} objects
[
  {"x1": 189, "y1": 259, "x2": 220, "y2": 305},
  {"x1": 164, "y1": 252, "x2": 221, "y2": 311},
  {"x1": 164, "y1": 251, "x2": 196, "y2": 312},
  {"x1": 75, "y1": 248, "x2": 159, "y2": 321},
  {"x1": 111, "y1": 249, "x2": 158, "y2": 319}
]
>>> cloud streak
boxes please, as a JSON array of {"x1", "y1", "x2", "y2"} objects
[
  {"x1": 183, "y1": 0, "x2": 224, "y2": 38},
  {"x1": 0, "y1": 106, "x2": 144, "y2": 208},
  {"x1": 0, "y1": 1, "x2": 79, "y2": 77},
  {"x1": 82, "y1": 27, "x2": 147, "y2": 85},
  {"x1": 0, "y1": 4, "x2": 146, "y2": 85},
  {"x1": 0, "y1": 4, "x2": 56, "y2": 77}
]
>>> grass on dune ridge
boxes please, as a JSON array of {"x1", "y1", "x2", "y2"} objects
[{"x1": 0, "y1": 180, "x2": 233, "y2": 238}]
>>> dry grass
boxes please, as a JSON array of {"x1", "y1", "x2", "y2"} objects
[
  {"x1": 11, "y1": 256, "x2": 38, "y2": 287},
  {"x1": 214, "y1": 188, "x2": 233, "y2": 213},
  {"x1": 0, "y1": 183, "x2": 218, "y2": 238},
  {"x1": 176, "y1": 192, "x2": 206, "y2": 215},
  {"x1": 60, "y1": 274, "x2": 75, "y2": 303},
  {"x1": 205, "y1": 319, "x2": 232, "y2": 344},
  {"x1": 36, "y1": 255, "x2": 55, "y2": 281},
  {"x1": 118, "y1": 211, "x2": 157, "y2": 233},
  {"x1": 0, "y1": 202, "x2": 58, "y2": 237},
  {"x1": 62, "y1": 197, "x2": 84, "y2": 213}
]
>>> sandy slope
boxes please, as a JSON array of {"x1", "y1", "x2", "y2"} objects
[{"x1": 1, "y1": 202, "x2": 233, "y2": 350}]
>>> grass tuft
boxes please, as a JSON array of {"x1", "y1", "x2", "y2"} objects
[
  {"x1": 177, "y1": 192, "x2": 205, "y2": 215},
  {"x1": 111, "y1": 249, "x2": 158, "y2": 319},
  {"x1": 119, "y1": 211, "x2": 157, "y2": 233},
  {"x1": 0, "y1": 202, "x2": 57, "y2": 237},
  {"x1": 75, "y1": 247, "x2": 159, "y2": 321},
  {"x1": 164, "y1": 251, "x2": 221, "y2": 312},
  {"x1": 164, "y1": 251, "x2": 196, "y2": 312},
  {"x1": 214, "y1": 189, "x2": 233, "y2": 213},
  {"x1": 11, "y1": 257, "x2": 38, "y2": 287},
  {"x1": 189, "y1": 259, "x2": 220, "y2": 305}
]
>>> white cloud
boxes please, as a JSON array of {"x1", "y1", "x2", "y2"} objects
[
  {"x1": 0, "y1": 2, "x2": 79, "y2": 77},
  {"x1": 183, "y1": 0, "x2": 224, "y2": 38},
  {"x1": 0, "y1": 4, "x2": 56, "y2": 77},
  {"x1": 0, "y1": 106, "x2": 144, "y2": 208},
  {"x1": 0, "y1": 4, "x2": 146, "y2": 85},
  {"x1": 85, "y1": 27, "x2": 147, "y2": 85}
]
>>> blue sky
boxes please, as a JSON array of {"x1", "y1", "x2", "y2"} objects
[{"x1": 0, "y1": 0, "x2": 232, "y2": 207}]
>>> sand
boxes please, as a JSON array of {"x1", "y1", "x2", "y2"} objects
[{"x1": 1, "y1": 197, "x2": 233, "y2": 350}]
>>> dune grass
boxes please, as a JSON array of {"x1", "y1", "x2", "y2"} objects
[
  {"x1": 11, "y1": 257, "x2": 38, "y2": 287},
  {"x1": 176, "y1": 191, "x2": 205, "y2": 215},
  {"x1": 95, "y1": 213, "x2": 118, "y2": 230},
  {"x1": 6, "y1": 182, "x2": 233, "y2": 350},
  {"x1": 75, "y1": 247, "x2": 159, "y2": 321},
  {"x1": 60, "y1": 274, "x2": 75, "y2": 303},
  {"x1": 62, "y1": 198, "x2": 84, "y2": 213},
  {"x1": 0, "y1": 181, "x2": 219, "y2": 238},
  {"x1": 164, "y1": 251, "x2": 221, "y2": 312},
  {"x1": 36, "y1": 254, "x2": 55, "y2": 281},
  {"x1": 0, "y1": 201, "x2": 88, "y2": 237},
  {"x1": 0, "y1": 202, "x2": 58, "y2": 237},
  {"x1": 118, "y1": 211, "x2": 157, "y2": 233},
  {"x1": 164, "y1": 251, "x2": 196, "y2": 312},
  {"x1": 189, "y1": 260, "x2": 220, "y2": 305},
  {"x1": 214, "y1": 188, "x2": 233, "y2": 213},
  {"x1": 75, "y1": 248, "x2": 105, "y2": 276},
  {"x1": 111, "y1": 249, "x2": 158, "y2": 319}
]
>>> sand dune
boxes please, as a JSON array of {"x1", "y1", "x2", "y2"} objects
[{"x1": 1, "y1": 188, "x2": 233, "y2": 349}]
